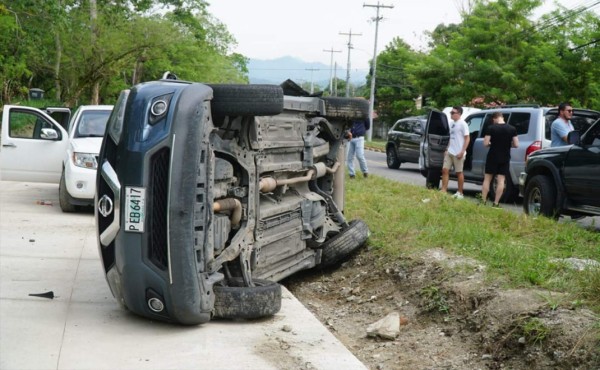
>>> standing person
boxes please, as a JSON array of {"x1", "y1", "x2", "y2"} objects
[
  {"x1": 441, "y1": 107, "x2": 470, "y2": 198},
  {"x1": 481, "y1": 112, "x2": 519, "y2": 207},
  {"x1": 551, "y1": 102, "x2": 575, "y2": 147},
  {"x1": 346, "y1": 118, "x2": 370, "y2": 178}
]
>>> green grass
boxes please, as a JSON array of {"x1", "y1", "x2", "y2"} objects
[
  {"x1": 343, "y1": 174, "x2": 600, "y2": 311},
  {"x1": 365, "y1": 139, "x2": 386, "y2": 151}
]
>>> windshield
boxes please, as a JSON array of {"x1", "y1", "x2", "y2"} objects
[{"x1": 75, "y1": 110, "x2": 111, "y2": 138}]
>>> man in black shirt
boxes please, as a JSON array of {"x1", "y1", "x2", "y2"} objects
[{"x1": 481, "y1": 112, "x2": 519, "y2": 207}]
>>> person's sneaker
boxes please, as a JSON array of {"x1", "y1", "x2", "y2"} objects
[
  {"x1": 477, "y1": 200, "x2": 487, "y2": 206},
  {"x1": 363, "y1": 173, "x2": 368, "y2": 178},
  {"x1": 349, "y1": 175, "x2": 355, "y2": 179},
  {"x1": 452, "y1": 192, "x2": 464, "y2": 200},
  {"x1": 492, "y1": 203, "x2": 502, "y2": 209}
]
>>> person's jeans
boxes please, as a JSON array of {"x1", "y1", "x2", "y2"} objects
[{"x1": 346, "y1": 136, "x2": 368, "y2": 176}]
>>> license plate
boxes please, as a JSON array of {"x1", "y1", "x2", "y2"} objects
[{"x1": 125, "y1": 186, "x2": 145, "y2": 233}]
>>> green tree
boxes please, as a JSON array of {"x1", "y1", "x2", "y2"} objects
[{"x1": 370, "y1": 37, "x2": 421, "y2": 123}]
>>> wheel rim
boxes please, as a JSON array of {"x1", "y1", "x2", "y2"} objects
[
  {"x1": 386, "y1": 148, "x2": 396, "y2": 166},
  {"x1": 527, "y1": 187, "x2": 542, "y2": 216}
]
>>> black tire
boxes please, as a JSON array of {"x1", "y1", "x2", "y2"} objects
[
  {"x1": 320, "y1": 219, "x2": 369, "y2": 268},
  {"x1": 523, "y1": 175, "x2": 558, "y2": 219},
  {"x1": 425, "y1": 169, "x2": 441, "y2": 189},
  {"x1": 489, "y1": 175, "x2": 518, "y2": 204},
  {"x1": 59, "y1": 171, "x2": 76, "y2": 212},
  {"x1": 321, "y1": 97, "x2": 369, "y2": 120},
  {"x1": 213, "y1": 278, "x2": 282, "y2": 319},
  {"x1": 386, "y1": 146, "x2": 401, "y2": 169},
  {"x1": 209, "y1": 84, "x2": 284, "y2": 117}
]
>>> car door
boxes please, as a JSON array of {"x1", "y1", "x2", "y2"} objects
[
  {"x1": 563, "y1": 120, "x2": 600, "y2": 207},
  {"x1": 422, "y1": 110, "x2": 449, "y2": 170},
  {"x1": 464, "y1": 113, "x2": 487, "y2": 176},
  {"x1": 406, "y1": 119, "x2": 423, "y2": 163},
  {"x1": 1, "y1": 105, "x2": 68, "y2": 183},
  {"x1": 44, "y1": 107, "x2": 71, "y2": 131}
]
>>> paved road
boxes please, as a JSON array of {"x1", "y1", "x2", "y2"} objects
[
  {"x1": 0, "y1": 181, "x2": 367, "y2": 370},
  {"x1": 360, "y1": 150, "x2": 599, "y2": 230}
]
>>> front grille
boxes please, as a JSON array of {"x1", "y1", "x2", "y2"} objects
[{"x1": 148, "y1": 148, "x2": 170, "y2": 270}]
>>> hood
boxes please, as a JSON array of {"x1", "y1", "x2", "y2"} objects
[
  {"x1": 70, "y1": 137, "x2": 103, "y2": 154},
  {"x1": 529, "y1": 144, "x2": 571, "y2": 159}
]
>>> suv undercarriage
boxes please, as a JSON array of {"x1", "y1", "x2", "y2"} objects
[{"x1": 95, "y1": 79, "x2": 369, "y2": 324}]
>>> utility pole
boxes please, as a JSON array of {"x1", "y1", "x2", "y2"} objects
[
  {"x1": 364, "y1": 2, "x2": 393, "y2": 141},
  {"x1": 323, "y1": 47, "x2": 342, "y2": 95},
  {"x1": 339, "y1": 30, "x2": 362, "y2": 97},
  {"x1": 305, "y1": 68, "x2": 319, "y2": 94},
  {"x1": 334, "y1": 62, "x2": 338, "y2": 96}
]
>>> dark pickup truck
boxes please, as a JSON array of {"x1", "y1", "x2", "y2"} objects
[{"x1": 520, "y1": 118, "x2": 600, "y2": 219}]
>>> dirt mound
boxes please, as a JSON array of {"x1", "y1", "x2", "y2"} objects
[{"x1": 284, "y1": 247, "x2": 599, "y2": 369}]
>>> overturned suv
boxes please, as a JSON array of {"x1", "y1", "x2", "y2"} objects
[{"x1": 95, "y1": 78, "x2": 369, "y2": 324}]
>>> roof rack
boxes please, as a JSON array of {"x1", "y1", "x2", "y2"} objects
[{"x1": 499, "y1": 104, "x2": 540, "y2": 108}]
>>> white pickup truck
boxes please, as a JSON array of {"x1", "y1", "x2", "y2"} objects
[{"x1": 1, "y1": 105, "x2": 113, "y2": 211}]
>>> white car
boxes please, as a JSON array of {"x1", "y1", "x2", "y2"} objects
[{"x1": 0, "y1": 105, "x2": 113, "y2": 212}]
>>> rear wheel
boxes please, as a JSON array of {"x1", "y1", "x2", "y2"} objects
[
  {"x1": 320, "y1": 219, "x2": 369, "y2": 268},
  {"x1": 489, "y1": 175, "x2": 518, "y2": 204},
  {"x1": 59, "y1": 171, "x2": 76, "y2": 213},
  {"x1": 321, "y1": 97, "x2": 369, "y2": 120},
  {"x1": 523, "y1": 175, "x2": 558, "y2": 219},
  {"x1": 386, "y1": 146, "x2": 401, "y2": 169},
  {"x1": 213, "y1": 278, "x2": 282, "y2": 319},
  {"x1": 209, "y1": 84, "x2": 284, "y2": 117},
  {"x1": 425, "y1": 169, "x2": 441, "y2": 189}
]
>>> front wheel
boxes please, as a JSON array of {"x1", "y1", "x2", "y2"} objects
[
  {"x1": 59, "y1": 171, "x2": 76, "y2": 213},
  {"x1": 213, "y1": 278, "x2": 282, "y2": 319},
  {"x1": 523, "y1": 175, "x2": 558, "y2": 219},
  {"x1": 386, "y1": 146, "x2": 401, "y2": 169}
]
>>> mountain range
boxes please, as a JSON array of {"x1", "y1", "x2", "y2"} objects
[{"x1": 247, "y1": 56, "x2": 367, "y2": 87}]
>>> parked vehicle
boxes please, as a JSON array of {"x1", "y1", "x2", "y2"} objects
[
  {"x1": 520, "y1": 118, "x2": 600, "y2": 219},
  {"x1": 95, "y1": 78, "x2": 370, "y2": 325},
  {"x1": 0, "y1": 104, "x2": 113, "y2": 211},
  {"x1": 420, "y1": 106, "x2": 600, "y2": 202},
  {"x1": 386, "y1": 115, "x2": 426, "y2": 169},
  {"x1": 60, "y1": 105, "x2": 113, "y2": 211}
]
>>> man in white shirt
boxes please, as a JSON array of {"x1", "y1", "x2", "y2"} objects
[{"x1": 441, "y1": 106, "x2": 470, "y2": 199}]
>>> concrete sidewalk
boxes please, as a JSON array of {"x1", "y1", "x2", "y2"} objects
[{"x1": 0, "y1": 181, "x2": 367, "y2": 370}]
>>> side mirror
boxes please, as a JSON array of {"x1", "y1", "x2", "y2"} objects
[
  {"x1": 567, "y1": 130, "x2": 580, "y2": 145},
  {"x1": 40, "y1": 128, "x2": 59, "y2": 140},
  {"x1": 414, "y1": 126, "x2": 423, "y2": 135}
]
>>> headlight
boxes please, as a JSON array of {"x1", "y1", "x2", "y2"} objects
[
  {"x1": 73, "y1": 152, "x2": 98, "y2": 169},
  {"x1": 108, "y1": 89, "x2": 130, "y2": 145}
]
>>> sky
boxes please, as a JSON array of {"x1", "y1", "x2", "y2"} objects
[{"x1": 208, "y1": 0, "x2": 599, "y2": 75}]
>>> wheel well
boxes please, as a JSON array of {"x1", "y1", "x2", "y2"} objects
[{"x1": 525, "y1": 163, "x2": 565, "y2": 206}]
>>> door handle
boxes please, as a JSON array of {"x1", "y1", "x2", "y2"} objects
[{"x1": 2, "y1": 143, "x2": 16, "y2": 148}]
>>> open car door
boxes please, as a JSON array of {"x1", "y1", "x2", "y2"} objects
[
  {"x1": 1, "y1": 105, "x2": 68, "y2": 183},
  {"x1": 44, "y1": 107, "x2": 71, "y2": 132},
  {"x1": 421, "y1": 109, "x2": 449, "y2": 189}
]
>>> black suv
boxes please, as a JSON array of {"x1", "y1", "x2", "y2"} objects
[
  {"x1": 95, "y1": 78, "x2": 369, "y2": 324},
  {"x1": 520, "y1": 118, "x2": 600, "y2": 219},
  {"x1": 386, "y1": 115, "x2": 426, "y2": 169}
]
